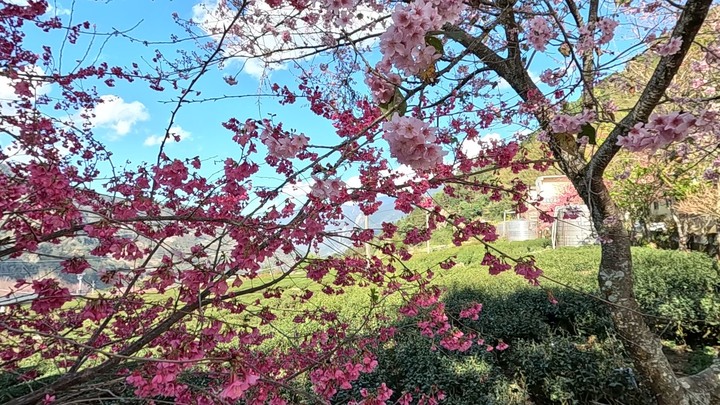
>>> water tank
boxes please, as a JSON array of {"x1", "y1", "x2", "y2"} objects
[
  {"x1": 552, "y1": 205, "x2": 596, "y2": 247},
  {"x1": 502, "y1": 219, "x2": 537, "y2": 241}
]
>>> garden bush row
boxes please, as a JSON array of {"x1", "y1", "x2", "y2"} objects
[{"x1": 335, "y1": 244, "x2": 720, "y2": 404}]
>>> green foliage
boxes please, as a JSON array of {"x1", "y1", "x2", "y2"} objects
[
  {"x1": 530, "y1": 246, "x2": 720, "y2": 341},
  {"x1": 505, "y1": 336, "x2": 652, "y2": 404},
  {"x1": 379, "y1": 87, "x2": 407, "y2": 116},
  {"x1": 341, "y1": 283, "x2": 651, "y2": 404},
  {"x1": 333, "y1": 323, "x2": 508, "y2": 405},
  {"x1": 9, "y1": 242, "x2": 719, "y2": 404},
  {"x1": 425, "y1": 35, "x2": 444, "y2": 55},
  {"x1": 579, "y1": 123, "x2": 597, "y2": 145},
  {"x1": 686, "y1": 346, "x2": 719, "y2": 375},
  {"x1": 338, "y1": 244, "x2": 718, "y2": 404},
  {"x1": 632, "y1": 249, "x2": 720, "y2": 341}
]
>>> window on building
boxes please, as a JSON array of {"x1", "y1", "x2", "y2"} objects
[{"x1": 653, "y1": 201, "x2": 659, "y2": 210}]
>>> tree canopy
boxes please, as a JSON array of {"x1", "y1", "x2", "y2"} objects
[{"x1": 1, "y1": 0, "x2": 720, "y2": 403}]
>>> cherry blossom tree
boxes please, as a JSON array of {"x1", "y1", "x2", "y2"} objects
[{"x1": 1, "y1": 0, "x2": 720, "y2": 404}]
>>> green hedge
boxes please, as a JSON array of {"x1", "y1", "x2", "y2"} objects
[
  {"x1": 531, "y1": 246, "x2": 720, "y2": 341},
  {"x1": 632, "y1": 249, "x2": 720, "y2": 341},
  {"x1": 335, "y1": 245, "x2": 718, "y2": 404}
]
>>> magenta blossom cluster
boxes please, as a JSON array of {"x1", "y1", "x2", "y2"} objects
[
  {"x1": 458, "y1": 303, "x2": 483, "y2": 320},
  {"x1": 382, "y1": 113, "x2": 447, "y2": 170},
  {"x1": 219, "y1": 372, "x2": 261, "y2": 400},
  {"x1": 617, "y1": 112, "x2": 696, "y2": 152},
  {"x1": 259, "y1": 120, "x2": 309, "y2": 159}
]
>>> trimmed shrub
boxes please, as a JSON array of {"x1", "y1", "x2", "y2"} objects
[
  {"x1": 530, "y1": 246, "x2": 720, "y2": 342},
  {"x1": 504, "y1": 336, "x2": 653, "y2": 404},
  {"x1": 631, "y1": 249, "x2": 720, "y2": 342},
  {"x1": 342, "y1": 244, "x2": 719, "y2": 404}
]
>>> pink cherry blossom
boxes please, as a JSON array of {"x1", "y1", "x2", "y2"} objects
[
  {"x1": 377, "y1": 0, "x2": 464, "y2": 75},
  {"x1": 656, "y1": 36, "x2": 683, "y2": 56},
  {"x1": 526, "y1": 16, "x2": 555, "y2": 52},
  {"x1": 550, "y1": 110, "x2": 594, "y2": 135},
  {"x1": 364, "y1": 70, "x2": 402, "y2": 104},
  {"x1": 597, "y1": 18, "x2": 619, "y2": 45},
  {"x1": 310, "y1": 176, "x2": 346, "y2": 200},
  {"x1": 617, "y1": 112, "x2": 696, "y2": 153},
  {"x1": 382, "y1": 114, "x2": 447, "y2": 170},
  {"x1": 260, "y1": 122, "x2": 309, "y2": 159},
  {"x1": 540, "y1": 69, "x2": 562, "y2": 86},
  {"x1": 576, "y1": 25, "x2": 595, "y2": 54}
]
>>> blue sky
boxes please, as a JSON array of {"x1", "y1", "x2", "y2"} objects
[
  {"x1": 1, "y1": 0, "x2": 658, "y2": 198},
  {"x1": 3, "y1": 0, "x2": 344, "y2": 192}
]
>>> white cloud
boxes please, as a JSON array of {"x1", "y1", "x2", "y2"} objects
[
  {"x1": 379, "y1": 164, "x2": 418, "y2": 186},
  {"x1": 87, "y1": 95, "x2": 149, "y2": 138},
  {"x1": 346, "y1": 175, "x2": 361, "y2": 189},
  {"x1": 144, "y1": 126, "x2": 192, "y2": 146},
  {"x1": 460, "y1": 133, "x2": 502, "y2": 158},
  {"x1": 2, "y1": 142, "x2": 32, "y2": 164},
  {"x1": 0, "y1": 65, "x2": 52, "y2": 103},
  {"x1": 192, "y1": 0, "x2": 386, "y2": 81},
  {"x1": 2, "y1": 139, "x2": 72, "y2": 165},
  {"x1": 47, "y1": 4, "x2": 72, "y2": 16},
  {"x1": 346, "y1": 165, "x2": 417, "y2": 190},
  {"x1": 0, "y1": 76, "x2": 18, "y2": 101},
  {"x1": 0, "y1": 66, "x2": 55, "y2": 157},
  {"x1": 4, "y1": 1, "x2": 71, "y2": 14},
  {"x1": 281, "y1": 180, "x2": 312, "y2": 200}
]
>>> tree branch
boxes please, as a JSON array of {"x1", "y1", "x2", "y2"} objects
[
  {"x1": 442, "y1": 22, "x2": 587, "y2": 178},
  {"x1": 586, "y1": 0, "x2": 713, "y2": 179}
]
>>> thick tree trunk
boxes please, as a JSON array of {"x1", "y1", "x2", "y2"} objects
[
  {"x1": 446, "y1": 0, "x2": 715, "y2": 400},
  {"x1": 581, "y1": 181, "x2": 720, "y2": 404},
  {"x1": 581, "y1": 181, "x2": 692, "y2": 404}
]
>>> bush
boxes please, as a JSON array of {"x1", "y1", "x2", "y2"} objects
[
  {"x1": 530, "y1": 245, "x2": 720, "y2": 343},
  {"x1": 341, "y1": 286, "x2": 649, "y2": 404},
  {"x1": 11, "y1": 243, "x2": 719, "y2": 404},
  {"x1": 631, "y1": 249, "x2": 720, "y2": 342},
  {"x1": 332, "y1": 318, "x2": 530, "y2": 405},
  {"x1": 504, "y1": 336, "x2": 653, "y2": 404},
  {"x1": 442, "y1": 287, "x2": 612, "y2": 344},
  {"x1": 341, "y1": 243, "x2": 720, "y2": 404}
]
